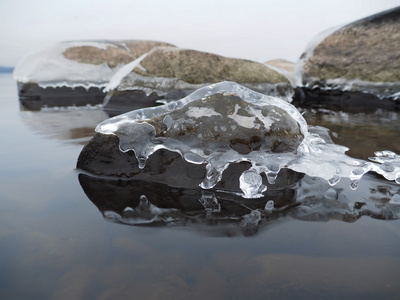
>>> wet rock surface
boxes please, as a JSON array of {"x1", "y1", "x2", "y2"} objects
[
  {"x1": 296, "y1": 6, "x2": 400, "y2": 102},
  {"x1": 17, "y1": 83, "x2": 106, "y2": 110},
  {"x1": 77, "y1": 133, "x2": 303, "y2": 191},
  {"x1": 293, "y1": 86, "x2": 400, "y2": 112}
]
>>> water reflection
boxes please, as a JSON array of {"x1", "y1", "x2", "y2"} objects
[
  {"x1": 78, "y1": 170, "x2": 400, "y2": 236},
  {"x1": 302, "y1": 108, "x2": 400, "y2": 160},
  {"x1": 19, "y1": 106, "x2": 108, "y2": 144}
]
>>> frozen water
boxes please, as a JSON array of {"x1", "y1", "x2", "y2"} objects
[
  {"x1": 96, "y1": 82, "x2": 400, "y2": 198},
  {"x1": 104, "y1": 53, "x2": 149, "y2": 92},
  {"x1": 13, "y1": 41, "x2": 129, "y2": 90},
  {"x1": 264, "y1": 200, "x2": 275, "y2": 211},
  {"x1": 239, "y1": 170, "x2": 267, "y2": 198},
  {"x1": 294, "y1": 24, "x2": 344, "y2": 80}
]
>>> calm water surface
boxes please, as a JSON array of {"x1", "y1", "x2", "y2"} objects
[{"x1": 1, "y1": 73, "x2": 400, "y2": 299}]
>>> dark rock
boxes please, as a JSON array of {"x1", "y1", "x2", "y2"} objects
[
  {"x1": 17, "y1": 82, "x2": 106, "y2": 110},
  {"x1": 292, "y1": 86, "x2": 400, "y2": 113},
  {"x1": 77, "y1": 133, "x2": 303, "y2": 191}
]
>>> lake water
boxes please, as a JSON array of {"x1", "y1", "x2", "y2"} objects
[{"x1": 1, "y1": 72, "x2": 400, "y2": 299}]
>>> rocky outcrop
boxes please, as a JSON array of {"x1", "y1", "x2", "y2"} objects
[
  {"x1": 13, "y1": 40, "x2": 174, "y2": 109},
  {"x1": 103, "y1": 47, "x2": 293, "y2": 114},
  {"x1": 296, "y1": 6, "x2": 400, "y2": 104}
]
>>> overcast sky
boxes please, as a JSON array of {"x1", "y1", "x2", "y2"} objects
[{"x1": 1, "y1": 0, "x2": 398, "y2": 66}]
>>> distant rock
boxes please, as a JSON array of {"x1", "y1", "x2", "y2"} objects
[
  {"x1": 13, "y1": 40, "x2": 174, "y2": 109},
  {"x1": 295, "y1": 6, "x2": 400, "y2": 107},
  {"x1": 103, "y1": 47, "x2": 293, "y2": 115}
]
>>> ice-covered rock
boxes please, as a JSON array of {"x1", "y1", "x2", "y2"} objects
[
  {"x1": 102, "y1": 47, "x2": 293, "y2": 115},
  {"x1": 77, "y1": 82, "x2": 400, "y2": 199},
  {"x1": 294, "y1": 6, "x2": 400, "y2": 107},
  {"x1": 13, "y1": 40, "x2": 174, "y2": 109}
]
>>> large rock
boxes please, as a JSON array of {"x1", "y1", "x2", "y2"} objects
[
  {"x1": 78, "y1": 82, "x2": 306, "y2": 198},
  {"x1": 13, "y1": 40, "x2": 174, "y2": 109},
  {"x1": 103, "y1": 47, "x2": 293, "y2": 115},
  {"x1": 296, "y1": 6, "x2": 400, "y2": 106}
]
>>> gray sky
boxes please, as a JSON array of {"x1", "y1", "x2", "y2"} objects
[{"x1": 1, "y1": 0, "x2": 399, "y2": 66}]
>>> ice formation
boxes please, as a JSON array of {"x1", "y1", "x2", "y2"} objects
[
  {"x1": 96, "y1": 82, "x2": 400, "y2": 198},
  {"x1": 13, "y1": 41, "x2": 130, "y2": 90},
  {"x1": 294, "y1": 24, "x2": 343, "y2": 80}
]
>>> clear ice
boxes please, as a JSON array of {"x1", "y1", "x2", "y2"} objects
[
  {"x1": 13, "y1": 41, "x2": 126, "y2": 90},
  {"x1": 96, "y1": 81, "x2": 400, "y2": 198}
]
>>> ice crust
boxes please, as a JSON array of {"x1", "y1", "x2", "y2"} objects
[
  {"x1": 96, "y1": 82, "x2": 400, "y2": 198},
  {"x1": 13, "y1": 41, "x2": 126, "y2": 89}
]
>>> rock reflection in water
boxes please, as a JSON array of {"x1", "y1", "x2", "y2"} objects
[
  {"x1": 78, "y1": 173, "x2": 298, "y2": 236},
  {"x1": 302, "y1": 108, "x2": 400, "y2": 161},
  {"x1": 20, "y1": 106, "x2": 108, "y2": 144},
  {"x1": 78, "y1": 170, "x2": 400, "y2": 236}
]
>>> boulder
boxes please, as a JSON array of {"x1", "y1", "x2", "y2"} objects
[
  {"x1": 78, "y1": 82, "x2": 306, "y2": 198},
  {"x1": 295, "y1": 6, "x2": 400, "y2": 107},
  {"x1": 13, "y1": 40, "x2": 174, "y2": 109},
  {"x1": 103, "y1": 47, "x2": 293, "y2": 115}
]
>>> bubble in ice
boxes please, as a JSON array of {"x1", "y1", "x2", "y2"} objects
[
  {"x1": 95, "y1": 81, "x2": 400, "y2": 198},
  {"x1": 264, "y1": 200, "x2": 275, "y2": 211}
]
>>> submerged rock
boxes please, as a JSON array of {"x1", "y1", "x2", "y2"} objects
[
  {"x1": 295, "y1": 6, "x2": 400, "y2": 107},
  {"x1": 103, "y1": 47, "x2": 293, "y2": 115},
  {"x1": 13, "y1": 40, "x2": 174, "y2": 109}
]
